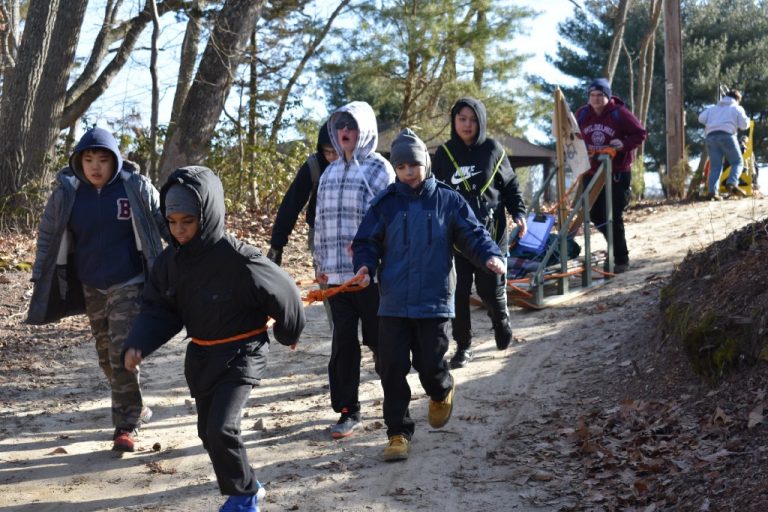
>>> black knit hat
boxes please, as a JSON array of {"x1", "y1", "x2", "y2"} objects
[{"x1": 588, "y1": 78, "x2": 612, "y2": 98}]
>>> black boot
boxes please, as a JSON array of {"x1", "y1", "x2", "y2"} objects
[
  {"x1": 450, "y1": 347, "x2": 473, "y2": 369},
  {"x1": 493, "y1": 317, "x2": 513, "y2": 350}
]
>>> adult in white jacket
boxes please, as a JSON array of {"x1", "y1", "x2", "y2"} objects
[{"x1": 698, "y1": 90, "x2": 750, "y2": 199}]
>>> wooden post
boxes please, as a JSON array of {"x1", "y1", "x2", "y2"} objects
[
  {"x1": 663, "y1": 0, "x2": 684, "y2": 185},
  {"x1": 554, "y1": 88, "x2": 568, "y2": 231}
]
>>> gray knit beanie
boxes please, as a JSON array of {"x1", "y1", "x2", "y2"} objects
[
  {"x1": 390, "y1": 128, "x2": 431, "y2": 176},
  {"x1": 165, "y1": 184, "x2": 200, "y2": 217}
]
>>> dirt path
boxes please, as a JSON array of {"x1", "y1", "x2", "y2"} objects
[{"x1": 0, "y1": 197, "x2": 765, "y2": 511}]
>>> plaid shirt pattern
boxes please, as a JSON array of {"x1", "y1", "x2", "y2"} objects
[{"x1": 314, "y1": 154, "x2": 394, "y2": 284}]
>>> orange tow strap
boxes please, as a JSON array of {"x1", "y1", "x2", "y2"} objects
[
  {"x1": 588, "y1": 147, "x2": 617, "y2": 159},
  {"x1": 190, "y1": 276, "x2": 368, "y2": 346},
  {"x1": 303, "y1": 274, "x2": 368, "y2": 305},
  {"x1": 191, "y1": 321, "x2": 273, "y2": 346}
]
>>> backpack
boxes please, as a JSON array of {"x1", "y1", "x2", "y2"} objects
[
  {"x1": 576, "y1": 105, "x2": 621, "y2": 125},
  {"x1": 307, "y1": 153, "x2": 322, "y2": 189}
]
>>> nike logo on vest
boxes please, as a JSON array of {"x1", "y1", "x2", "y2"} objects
[{"x1": 450, "y1": 166, "x2": 482, "y2": 185}]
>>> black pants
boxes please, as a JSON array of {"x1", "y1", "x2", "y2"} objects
[
  {"x1": 189, "y1": 341, "x2": 269, "y2": 495},
  {"x1": 590, "y1": 172, "x2": 631, "y2": 265},
  {"x1": 196, "y1": 382, "x2": 256, "y2": 495},
  {"x1": 379, "y1": 317, "x2": 453, "y2": 439},
  {"x1": 327, "y1": 283, "x2": 380, "y2": 415},
  {"x1": 452, "y1": 253, "x2": 509, "y2": 349}
]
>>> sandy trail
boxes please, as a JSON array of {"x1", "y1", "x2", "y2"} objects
[{"x1": 0, "y1": 196, "x2": 764, "y2": 511}]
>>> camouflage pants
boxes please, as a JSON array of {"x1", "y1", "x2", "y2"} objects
[{"x1": 83, "y1": 282, "x2": 144, "y2": 431}]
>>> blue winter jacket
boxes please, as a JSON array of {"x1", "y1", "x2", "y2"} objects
[{"x1": 352, "y1": 176, "x2": 502, "y2": 318}]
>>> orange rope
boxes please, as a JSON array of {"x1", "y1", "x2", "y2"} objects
[
  {"x1": 588, "y1": 147, "x2": 617, "y2": 159},
  {"x1": 303, "y1": 274, "x2": 368, "y2": 304},
  {"x1": 191, "y1": 324, "x2": 270, "y2": 346},
  {"x1": 544, "y1": 173, "x2": 583, "y2": 216}
]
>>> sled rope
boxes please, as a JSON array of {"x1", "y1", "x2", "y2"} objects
[{"x1": 302, "y1": 274, "x2": 368, "y2": 305}]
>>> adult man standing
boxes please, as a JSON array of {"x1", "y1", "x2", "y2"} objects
[
  {"x1": 699, "y1": 90, "x2": 750, "y2": 199},
  {"x1": 575, "y1": 78, "x2": 647, "y2": 274}
]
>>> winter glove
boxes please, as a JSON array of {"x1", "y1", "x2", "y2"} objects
[
  {"x1": 609, "y1": 139, "x2": 624, "y2": 150},
  {"x1": 267, "y1": 247, "x2": 283, "y2": 266}
]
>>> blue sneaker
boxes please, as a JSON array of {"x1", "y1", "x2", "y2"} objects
[{"x1": 219, "y1": 482, "x2": 266, "y2": 512}]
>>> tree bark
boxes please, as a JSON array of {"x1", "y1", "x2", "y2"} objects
[
  {"x1": 0, "y1": 0, "x2": 70, "y2": 197},
  {"x1": 149, "y1": 0, "x2": 161, "y2": 181},
  {"x1": 167, "y1": 1, "x2": 206, "y2": 144},
  {"x1": 158, "y1": 0, "x2": 266, "y2": 182},
  {"x1": 0, "y1": 1, "x2": 21, "y2": 100},
  {"x1": 247, "y1": 29, "x2": 259, "y2": 210},
  {"x1": 604, "y1": 0, "x2": 632, "y2": 83}
]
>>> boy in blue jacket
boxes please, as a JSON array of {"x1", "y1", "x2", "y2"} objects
[
  {"x1": 122, "y1": 166, "x2": 305, "y2": 512},
  {"x1": 352, "y1": 128, "x2": 505, "y2": 461},
  {"x1": 27, "y1": 127, "x2": 168, "y2": 452}
]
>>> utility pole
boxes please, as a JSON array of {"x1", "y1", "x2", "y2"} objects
[{"x1": 663, "y1": 0, "x2": 684, "y2": 191}]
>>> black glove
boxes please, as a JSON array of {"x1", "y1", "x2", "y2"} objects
[{"x1": 267, "y1": 247, "x2": 283, "y2": 266}]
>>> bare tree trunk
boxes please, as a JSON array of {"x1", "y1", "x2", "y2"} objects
[
  {"x1": 472, "y1": 6, "x2": 487, "y2": 89},
  {"x1": 637, "y1": 0, "x2": 662, "y2": 127},
  {"x1": 167, "y1": 0, "x2": 205, "y2": 144},
  {"x1": 636, "y1": 0, "x2": 663, "y2": 159},
  {"x1": 149, "y1": 0, "x2": 160, "y2": 181},
  {"x1": 0, "y1": 1, "x2": 21, "y2": 101},
  {"x1": 66, "y1": 0, "x2": 123, "y2": 103},
  {"x1": 622, "y1": 42, "x2": 635, "y2": 111},
  {"x1": 158, "y1": 0, "x2": 266, "y2": 182},
  {"x1": 401, "y1": 47, "x2": 418, "y2": 127},
  {"x1": 0, "y1": 0, "x2": 85, "y2": 197},
  {"x1": 247, "y1": 29, "x2": 259, "y2": 210},
  {"x1": 604, "y1": 0, "x2": 632, "y2": 83},
  {"x1": 268, "y1": 0, "x2": 350, "y2": 143}
]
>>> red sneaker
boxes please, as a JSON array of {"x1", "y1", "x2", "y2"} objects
[{"x1": 112, "y1": 429, "x2": 136, "y2": 452}]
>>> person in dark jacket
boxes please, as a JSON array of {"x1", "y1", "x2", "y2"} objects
[
  {"x1": 122, "y1": 166, "x2": 305, "y2": 512},
  {"x1": 27, "y1": 127, "x2": 168, "y2": 452},
  {"x1": 267, "y1": 122, "x2": 338, "y2": 265},
  {"x1": 353, "y1": 128, "x2": 505, "y2": 461},
  {"x1": 267, "y1": 122, "x2": 338, "y2": 329},
  {"x1": 575, "y1": 78, "x2": 647, "y2": 273},
  {"x1": 432, "y1": 97, "x2": 527, "y2": 369}
]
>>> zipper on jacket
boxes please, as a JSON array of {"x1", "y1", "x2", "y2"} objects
[
  {"x1": 403, "y1": 212, "x2": 408, "y2": 245},
  {"x1": 427, "y1": 212, "x2": 432, "y2": 245}
]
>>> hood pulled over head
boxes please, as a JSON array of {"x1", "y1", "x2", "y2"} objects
[
  {"x1": 69, "y1": 127, "x2": 123, "y2": 185},
  {"x1": 450, "y1": 97, "x2": 487, "y2": 147},
  {"x1": 327, "y1": 101, "x2": 379, "y2": 162},
  {"x1": 161, "y1": 166, "x2": 225, "y2": 250}
]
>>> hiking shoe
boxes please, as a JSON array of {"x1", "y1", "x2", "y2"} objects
[
  {"x1": 383, "y1": 435, "x2": 410, "y2": 462},
  {"x1": 449, "y1": 348, "x2": 473, "y2": 369},
  {"x1": 709, "y1": 193, "x2": 723, "y2": 201},
  {"x1": 428, "y1": 381, "x2": 455, "y2": 428},
  {"x1": 493, "y1": 317, "x2": 513, "y2": 350},
  {"x1": 330, "y1": 409, "x2": 361, "y2": 439},
  {"x1": 219, "y1": 482, "x2": 267, "y2": 512},
  {"x1": 112, "y1": 429, "x2": 136, "y2": 452},
  {"x1": 728, "y1": 184, "x2": 747, "y2": 197}
]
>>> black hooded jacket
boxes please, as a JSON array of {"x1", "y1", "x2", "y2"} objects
[
  {"x1": 122, "y1": 166, "x2": 306, "y2": 395},
  {"x1": 269, "y1": 123, "x2": 333, "y2": 249},
  {"x1": 432, "y1": 97, "x2": 525, "y2": 249}
]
